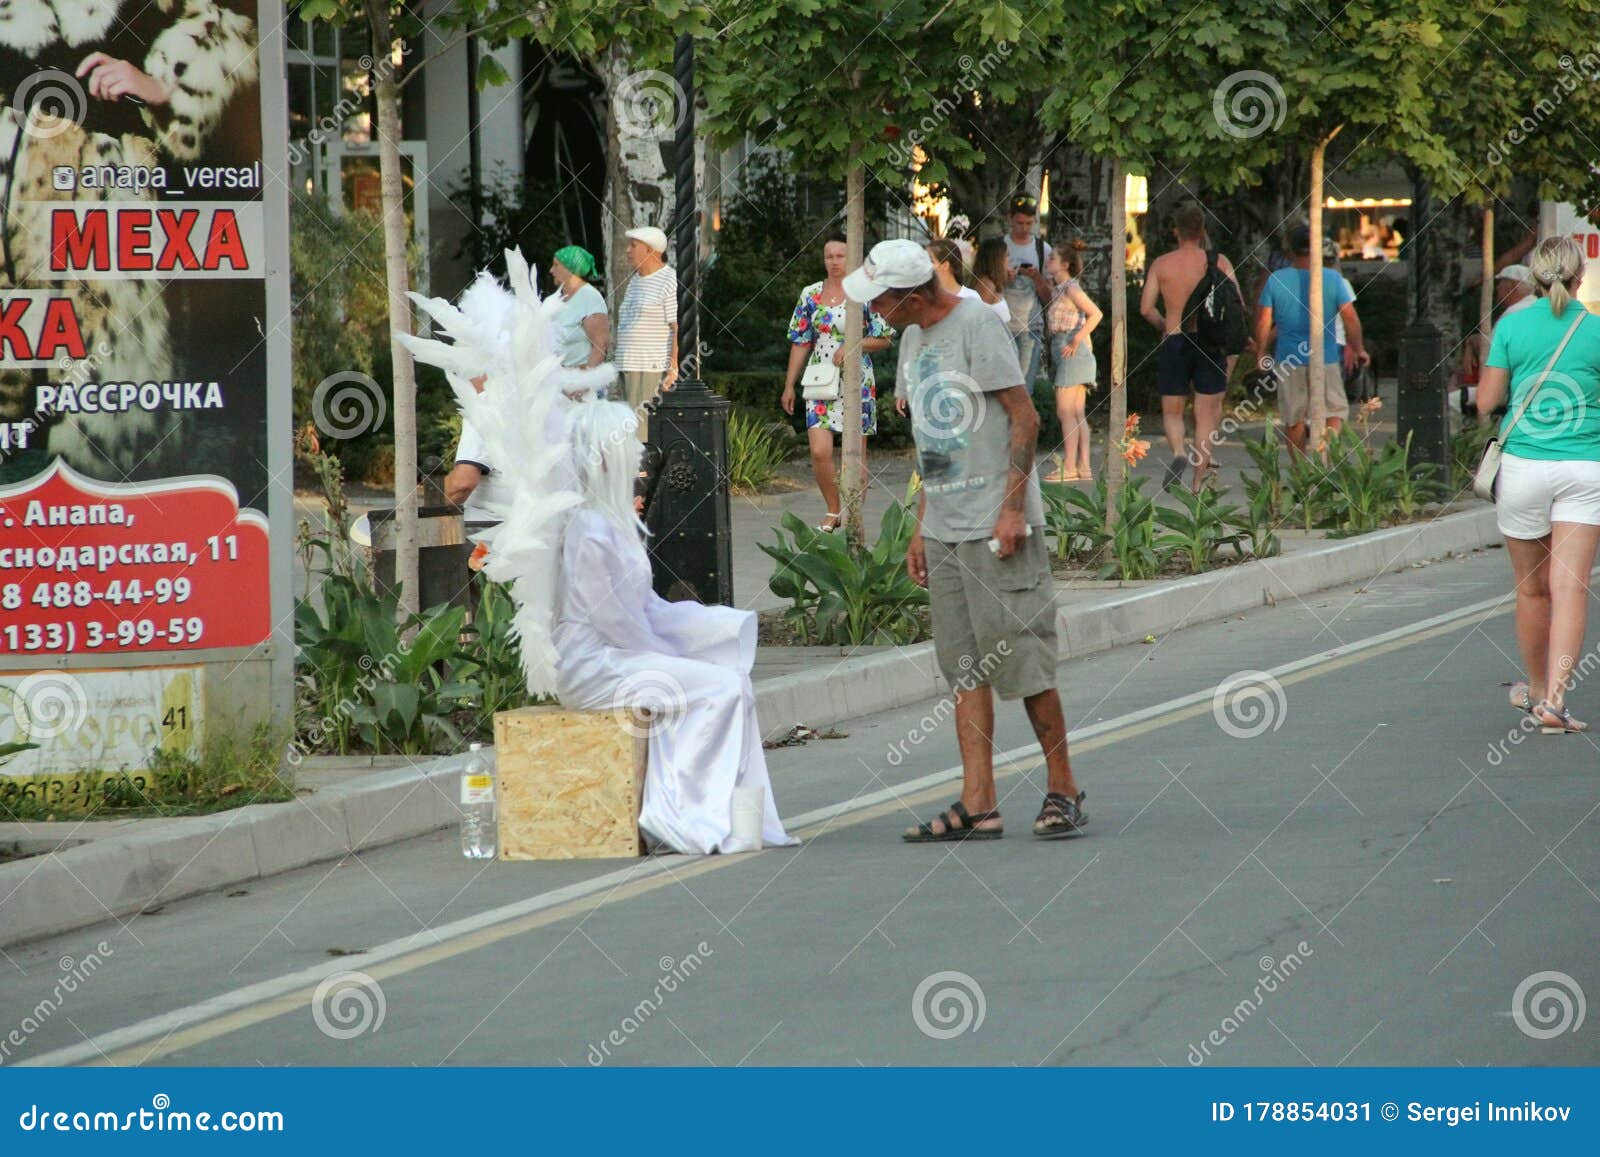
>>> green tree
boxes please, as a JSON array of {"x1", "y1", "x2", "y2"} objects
[
  {"x1": 1044, "y1": 1, "x2": 1469, "y2": 494},
  {"x1": 298, "y1": 0, "x2": 543, "y2": 613},
  {"x1": 704, "y1": 0, "x2": 1011, "y2": 543},
  {"x1": 1429, "y1": 3, "x2": 1600, "y2": 354}
]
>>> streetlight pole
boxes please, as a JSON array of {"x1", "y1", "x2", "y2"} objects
[
  {"x1": 642, "y1": 33, "x2": 734, "y2": 605},
  {"x1": 1398, "y1": 176, "x2": 1452, "y2": 487}
]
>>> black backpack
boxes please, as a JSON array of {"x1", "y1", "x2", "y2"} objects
[{"x1": 1183, "y1": 250, "x2": 1247, "y2": 356}]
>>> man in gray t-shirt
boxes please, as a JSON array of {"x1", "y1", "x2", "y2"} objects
[
  {"x1": 896, "y1": 297, "x2": 1044, "y2": 538},
  {"x1": 845, "y1": 239, "x2": 1087, "y2": 844}
]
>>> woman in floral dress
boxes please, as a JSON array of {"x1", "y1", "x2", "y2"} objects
[{"x1": 781, "y1": 236, "x2": 895, "y2": 531}]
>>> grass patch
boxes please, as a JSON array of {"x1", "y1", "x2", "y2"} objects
[{"x1": 0, "y1": 725, "x2": 294, "y2": 822}]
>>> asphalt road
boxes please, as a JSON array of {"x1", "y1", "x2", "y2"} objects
[{"x1": 4, "y1": 546, "x2": 1598, "y2": 1068}]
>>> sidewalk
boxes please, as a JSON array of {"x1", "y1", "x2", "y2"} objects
[{"x1": 302, "y1": 376, "x2": 1404, "y2": 614}]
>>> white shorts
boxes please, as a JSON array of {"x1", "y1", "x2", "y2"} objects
[{"x1": 1496, "y1": 453, "x2": 1600, "y2": 539}]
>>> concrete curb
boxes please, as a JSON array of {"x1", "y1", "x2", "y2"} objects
[
  {"x1": 0, "y1": 754, "x2": 473, "y2": 949},
  {"x1": 0, "y1": 505, "x2": 1500, "y2": 949},
  {"x1": 753, "y1": 504, "x2": 1501, "y2": 731}
]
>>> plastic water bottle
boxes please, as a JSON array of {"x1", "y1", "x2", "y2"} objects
[{"x1": 459, "y1": 743, "x2": 496, "y2": 859}]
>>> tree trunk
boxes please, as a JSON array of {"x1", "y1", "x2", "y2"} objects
[
  {"x1": 368, "y1": 2, "x2": 418, "y2": 615},
  {"x1": 1479, "y1": 205, "x2": 1495, "y2": 362},
  {"x1": 1103, "y1": 157, "x2": 1128, "y2": 536},
  {"x1": 598, "y1": 41, "x2": 674, "y2": 306},
  {"x1": 1049, "y1": 142, "x2": 1114, "y2": 312},
  {"x1": 842, "y1": 154, "x2": 866, "y2": 546},
  {"x1": 1307, "y1": 127, "x2": 1341, "y2": 454}
]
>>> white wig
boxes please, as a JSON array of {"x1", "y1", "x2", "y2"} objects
[{"x1": 568, "y1": 401, "x2": 646, "y2": 537}]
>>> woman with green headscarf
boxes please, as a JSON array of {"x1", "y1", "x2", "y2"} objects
[{"x1": 549, "y1": 245, "x2": 610, "y2": 374}]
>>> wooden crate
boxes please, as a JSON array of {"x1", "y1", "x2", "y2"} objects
[{"x1": 492, "y1": 705, "x2": 647, "y2": 860}]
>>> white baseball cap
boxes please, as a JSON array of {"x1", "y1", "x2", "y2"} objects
[
  {"x1": 842, "y1": 239, "x2": 935, "y2": 302},
  {"x1": 1496, "y1": 264, "x2": 1532, "y2": 283},
  {"x1": 625, "y1": 226, "x2": 669, "y2": 254}
]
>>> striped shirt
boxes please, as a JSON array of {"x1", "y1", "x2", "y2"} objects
[{"x1": 615, "y1": 265, "x2": 678, "y2": 372}]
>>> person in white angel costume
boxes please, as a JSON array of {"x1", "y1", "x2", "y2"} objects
[{"x1": 401, "y1": 252, "x2": 794, "y2": 856}]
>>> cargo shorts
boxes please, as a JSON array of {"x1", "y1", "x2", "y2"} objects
[{"x1": 924, "y1": 531, "x2": 1059, "y2": 701}]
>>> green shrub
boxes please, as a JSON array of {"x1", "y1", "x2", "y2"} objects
[
  {"x1": 1156, "y1": 484, "x2": 1246, "y2": 574},
  {"x1": 1043, "y1": 479, "x2": 1110, "y2": 561},
  {"x1": 455, "y1": 577, "x2": 538, "y2": 741},
  {"x1": 728, "y1": 410, "x2": 789, "y2": 493},
  {"x1": 1450, "y1": 420, "x2": 1493, "y2": 487},
  {"x1": 1238, "y1": 428, "x2": 1287, "y2": 557},
  {"x1": 1104, "y1": 477, "x2": 1173, "y2": 580},
  {"x1": 760, "y1": 486, "x2": 928, "y2": 645}
]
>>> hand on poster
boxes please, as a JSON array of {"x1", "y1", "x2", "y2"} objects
[{"x1": 75, "y1": 53, "x2": 172, "y2": 106}]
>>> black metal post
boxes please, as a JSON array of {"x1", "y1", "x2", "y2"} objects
[
  {"x1": 643, "y1": 33, "x2": 734, "y2": 605},
  {"x1": 1397, "y1": 177, "x2": 1452, "y2": 488}
]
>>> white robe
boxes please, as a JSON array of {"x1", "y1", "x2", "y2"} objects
[{"x1": 552, "y1": 510, "x2": 795, "y2": 854}]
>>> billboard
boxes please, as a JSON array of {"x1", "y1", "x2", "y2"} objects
[{"x1": 0, "y1": 1, "x2": 290, "y2": 775}]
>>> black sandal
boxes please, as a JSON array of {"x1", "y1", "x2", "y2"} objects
[
  {"x1": 902, "y1": 800, "x2": 1003, "y2": 843},
  {"x1": 1033, "y1": 791, "x2": 1088, "y2": 839}
]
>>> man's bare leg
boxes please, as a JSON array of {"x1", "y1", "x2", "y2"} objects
[
  {"x1": 1192, "y1": 392, "x2": 1224, "y2": 489},
  {"x1": 953, "y1": 685, "x2": 998, "y2": 812},
  {"x1": 1160, "y1": 394, "x2": 1188, "y2": 459},
  {"x1": 1022, "y1": 688, "x2": 1079, "y2": 798},
  {"x1": 903, "y1": 684, "x2": 1003, "y2": 836}
]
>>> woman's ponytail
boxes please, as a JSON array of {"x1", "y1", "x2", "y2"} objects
[{"x1": 1527, "y1": 236, "x2": 1585, "y2": 318}]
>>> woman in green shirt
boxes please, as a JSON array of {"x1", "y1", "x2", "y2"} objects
[{"x1": 1478, "y1": 236, "x2": 1600, "y2": 732}]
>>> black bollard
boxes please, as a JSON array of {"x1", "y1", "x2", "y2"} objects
[{"x1": 645, "y1": 386, "x2": 733, "y2": 605}]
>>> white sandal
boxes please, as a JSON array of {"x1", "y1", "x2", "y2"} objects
[{"x1": 817, "y1": 511, "x2": 843, "y2": 532}]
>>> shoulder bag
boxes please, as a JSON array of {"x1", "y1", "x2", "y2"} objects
[
  {"x1": 801, "y1": 358, "x2": 841, "y2": 401},
  {"x1": 1473, "y1": 309, "x2": 1588, "y2": 501}
]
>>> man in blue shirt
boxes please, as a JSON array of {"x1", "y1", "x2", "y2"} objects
[{"x1": 1253, "y1": 224, "x2": 1370, "y2": 454}]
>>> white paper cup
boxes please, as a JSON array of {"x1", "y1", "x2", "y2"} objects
[{"x1": 727, "y1": 784, "x2": 765, "y2": 853}]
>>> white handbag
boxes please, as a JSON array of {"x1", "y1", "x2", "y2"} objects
[
  {"x1": 800, "y1": 360, "x2": 841, "y2": 402},
  {"x1": 1473, "y1": 309, "x2": 1588, "y2": 502}
]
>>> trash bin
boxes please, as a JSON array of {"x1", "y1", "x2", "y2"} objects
[{"x1": 367, "y1": 505, "x2": 474, "y2": 611}]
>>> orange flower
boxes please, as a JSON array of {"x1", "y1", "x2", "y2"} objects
[
  {"x1": 1123, "y1": 413, "x2": 1141, "y2": 436},
  {"x1": 468, "y1": 542, "x2": 489, "y2": 572},
  {"x1": 1122, "y1": 438, "x2": 1150, "y2": 465}
]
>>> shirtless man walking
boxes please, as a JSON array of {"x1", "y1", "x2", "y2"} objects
[{"x1": 1139, "y1": 203, "x2": 1242, "y2": 489}]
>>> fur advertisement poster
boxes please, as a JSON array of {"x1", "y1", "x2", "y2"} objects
[{"x1": 0, "y1": 1, "x2": 281, "y2": 679}]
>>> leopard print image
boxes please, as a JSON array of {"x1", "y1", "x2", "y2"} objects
[{"x1": 0, "y1": 0, "x2": 257, "y2": 483}]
